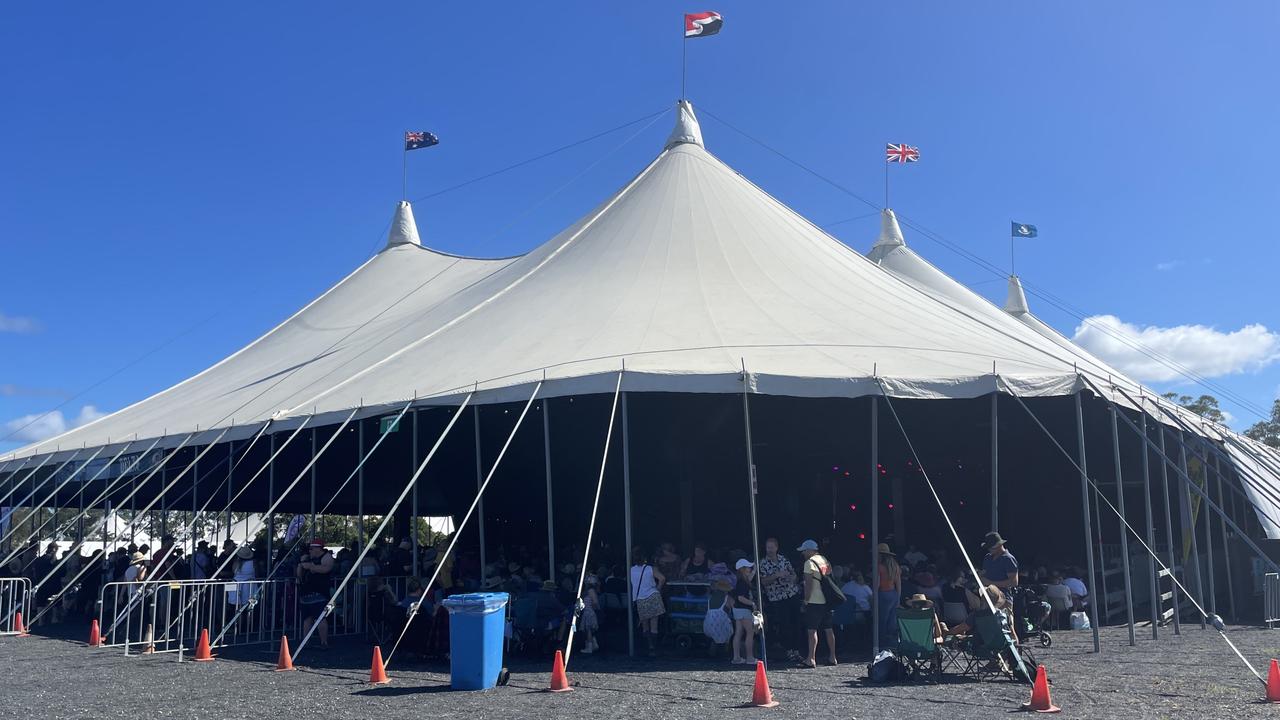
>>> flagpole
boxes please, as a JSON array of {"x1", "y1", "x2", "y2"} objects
[
  {"x1": 402, "y1": 145, "x2": 408, "y2": 201},
  {"x1": 884, "y1": 161, "x2": 889, "y2": 209},
  {"x1": 681, "y1": 33, "x2": 687, "y2": 99},
  {"x1": 1011, "y1": 236, "x2": 1016, "y2": 276}
]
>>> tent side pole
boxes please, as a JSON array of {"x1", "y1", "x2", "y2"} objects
[
  {"x1": 1215, "y1": 454, "x2": 1236, "y2": 620},
  {"x1": 991, "y1": 392, "x2": 999, "y2": 533},
  {"x1": 412, "y1": 409, "x2": 420, "y2": 578},
  {"x1": 473, "y1": 407, "x2": 486, "y2": 588},
  {"x1": 309, "y1": 428, "x2": 317, "y2": 540},
  {"x1": 356, "y1": 423, "x2": 363, "y2": 558},
  {"x1": 870, "y1": 394, "x2": 880, "y2": 658},
  {"x1": 621, "y1": 392, "x2": 634, "y2": 658},
  {"x1": 1075, "y1": 392, "x2": 1102, "y2": 652},
  {"x1": 1109, "y1": 406, "x2": 1137, "y2": 646},
  {"x1": 267, "y1": 433, "x2": 275, "y2": 574},
  {"x1": 543, "y1": 400, "x2": 555, "y2": 585},
  {"x1": 1141, "y1": 413, "x2": 1158, "y2": 639},
  {"x1": 1200, "y1": 439, "x2": 1217, "y2": 617},
  {"x1": 739, "y1": 367, "x2": 767, "y2": 665},
  {"x1": 1158, "y1": 427, "x2": 1180, "y2": 634},
  {"x1": 1179, "y1": 433, "x2": 1207, "y2": 630}
]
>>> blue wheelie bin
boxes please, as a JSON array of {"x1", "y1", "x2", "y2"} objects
[{"x1": 442, "y1": 592, "x2": 509, "y2": 690}]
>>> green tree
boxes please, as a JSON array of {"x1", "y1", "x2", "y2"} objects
[
  {"x1": 1162, "y1": 392, "x2": 1226, "y2": 424},
  {"x1": 1245, "y1": 399, "x2": 1280, "y2": 449}
]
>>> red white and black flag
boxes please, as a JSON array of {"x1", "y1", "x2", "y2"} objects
[
  {"x1": 685, "y1": 11, "x2": 723, "y2": 38},
  {"x1": 885, "y1": 143, "x2": 920, "y2": 163}
]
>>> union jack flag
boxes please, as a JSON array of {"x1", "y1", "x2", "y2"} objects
[
  {"x1": 405, "y1": 131, "x2": 439, "y2": 151},
  {"x1": 885, "y1": 143, "x2": 920, "y2": 163}
]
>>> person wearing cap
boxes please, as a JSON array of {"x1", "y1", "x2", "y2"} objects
[
  {"x1": 730, "y1": 558, "x2": 759, "y2": 665},
  {"x1": 797, "y1": 540, "x2": 838, "y2": 668},
  {"x1": 297, "y1": 540, "x2": 334, "y2": 649},
  {"x1": 980, "y1": 532, "x2": 1019, "y2": 590},
  {"x1": 876, "y1": 543, "x2": 902, "y2": 645}
]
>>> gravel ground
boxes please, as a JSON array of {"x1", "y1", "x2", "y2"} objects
[{"x1": 3, "y1": 623, "x2": 1280, "y2": 720}]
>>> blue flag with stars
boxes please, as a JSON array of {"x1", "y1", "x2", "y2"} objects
[{"x1": 1011, "y1": 222, "x2": 1038, "y2": 238}]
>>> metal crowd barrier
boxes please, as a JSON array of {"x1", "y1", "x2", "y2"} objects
[
  {"x1": 1265, "y1": 573, "x2": 1280, "y2": 629},
  {"x1": 94, "y1": 574, "x2": 418, "y2": 659},
  {"x1": 98, "y1": 579, "x2": 289, "y2": 658},
  {"x1": 0, "y1": 577, "x2": 32, "y2": 635}
]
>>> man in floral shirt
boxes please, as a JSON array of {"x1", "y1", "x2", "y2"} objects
[{"x1": 758, "y1": 537, "x2": 800, "y2": 657}]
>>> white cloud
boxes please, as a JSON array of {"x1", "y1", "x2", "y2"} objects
[
  {"x1": 0, "y1": 312, "x2": 39, "y2": 334},
  {"x1": 1073, "y1": 314, "x2": 1280, "y2": 383},
  {"x1": 1155, "y1": 260, "x2": 1182, "y2": 272},
  {"x1": 2, "y1": 405, "x2": 108, "y2": 444}
]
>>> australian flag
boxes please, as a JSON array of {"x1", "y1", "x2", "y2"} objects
[
  {"x1": 405, "y1": 131, "x2": 439, "y2": 151},
  {"x1": 1011, "y1": 221, "x2": 1038, "y2": 238}
]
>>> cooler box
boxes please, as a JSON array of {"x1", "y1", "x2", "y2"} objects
[{"x1": 442, "y1": 592, "x2": 509, "y2": 690}]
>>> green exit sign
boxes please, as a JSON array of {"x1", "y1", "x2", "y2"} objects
[{"x1": 379, "y1": 415, "x2": 400, "y2": 435}]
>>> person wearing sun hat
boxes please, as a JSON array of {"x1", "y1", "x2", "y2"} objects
[
  {"x1": 876, "y1": 543, "x2": 902, "y2": 645},
  {"x1": 297, "y1": 539, "x2": 334, "y2": 649},
  {"x1": 980, "y1": 531, "x2": 1019, "y2": 590}
]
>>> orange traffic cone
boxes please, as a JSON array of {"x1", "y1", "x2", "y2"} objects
[
  {"x1": 1020, "y1": 664, "x2": 1061, "y2": 713},
  {"x1": 88, "y1": 619, "x2": 101, "y2": 647},
  {"x1": 275, "y1": 635, "x2": 295, "y2": 672},
  {"x1": 1266, "y1": 659, "x2": 1280, "y2": 703},
  {"x1": 13, "y1": 612, "x2": 29, "y2": 637},
  {"x1": 141, "y1": 624, "x2": 155, "y2": 654},
  {"x1": 747, "y1": 660, "x2": 779, "y2": 708},
  {"x1": 548, "y1": 650, "x2": 572, "y2": 692},
  {"x1": 369, "y1": 646, "x2": 390, "y2": 685},
  {"x1": 194, "y1": 628, "x2": 214, "y2": 661}
]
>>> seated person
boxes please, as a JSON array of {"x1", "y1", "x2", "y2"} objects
[
  {"x1": 904, "y1": 593, "x2": 944, "y2": 643},
  {"x1": 1063, "y1": 567, "x2": 1089, "y2": 609},
  {"x1": 947, "y1": 584, "x2": 1018, "y2": 643},
  {"x1": 534, "y1": 579, "x2": 567, "y2": 633},
  {"x1": 1043, "y1": 572, "x2": 1074, "y2": 625},
  {"x1": 916, "y1": 564, "x2": 944, "y2": 606},
  {"x1": 840, "y1": 570, "x2": 873, "y2": 612}
]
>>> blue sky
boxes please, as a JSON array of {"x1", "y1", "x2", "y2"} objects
[{"x1": 2, "y1": 2, "x2": 1278, "y2": 452}]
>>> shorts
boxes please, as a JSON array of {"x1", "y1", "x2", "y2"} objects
[
  {"x1": 732, "y1": 607, "x2": 752, "y2": 622},
  {"x1": 300, "y1": 592, "x2": 327, "y2": 606},
  {"x1": 803, "y1": 603, "x2": 833, "y2": 631}
]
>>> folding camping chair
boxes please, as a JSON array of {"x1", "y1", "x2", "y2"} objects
[
  {"x1": 893, "y1": 608, "x2": 942, "y2": 681},
  {"x1": 954, "y1": 611, "x2": 1035, "y2": 683}
]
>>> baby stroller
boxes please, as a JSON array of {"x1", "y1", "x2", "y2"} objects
[{"x1": 1008, "y1": 585, "x2": 1052, "y2": 648}]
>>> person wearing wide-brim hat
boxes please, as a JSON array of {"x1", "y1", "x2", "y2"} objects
[
  {"x1": 124, "y1": 551, "x2": 148, "y2": 584},
  {"x1": 980, "y1": 531, "x2": 1019, "y2": 590},
  {"x1": 876, "y1": 543, "x2": 902, "y2": 646},
  {"x1": 905, "y1": 593, "x2": 946, "y2": 642}
]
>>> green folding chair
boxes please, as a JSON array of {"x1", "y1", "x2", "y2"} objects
[
  {"x1": 894, "y1": 608, "x2": 942, "y2": 681},
  {"x1": 959, "y1": 611, "x2": 1034, "y2": 683}
]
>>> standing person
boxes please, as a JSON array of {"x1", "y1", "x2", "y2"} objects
[
  {"x1": 980, "y1": 532, "x2": 1019, "y2": 590},
  {"x1": 876, "y1": 543, "x2": 902, "y2": 645},
  {"x1": 297, "y1": 540, "x2": 334, "y2": 650},
  {"x1": 758, "y1": 537, "x2": 800, "y2": 658},
  {"x1": 629, "y1": 546, "x2": 666, "y2": 657},
  {"x1": 797, "y1": 539, "x2": 837, "y2": 668},
  {"x1": 730, "y1": 559, "x2": 758, "y2": 665},
  {"x1": 578, "y1": 574, "x2": 602, "y2": 654},
  {"x1": 230, "y1": 545, "x2": 257, "y2": 611},
  {"x1": 190, "y1": 541, "x2": 212, "y2": 580}
]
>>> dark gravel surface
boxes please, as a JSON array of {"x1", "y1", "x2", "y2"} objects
[{"x1": 4, "y1": 624, "x2": 1280, "y2": 719}]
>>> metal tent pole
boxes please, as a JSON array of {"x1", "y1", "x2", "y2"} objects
[
  {"x1": 1140, "y1": 413, "x2": 1158, "y2": 639},
  {"x1": 870, "y1": 394, "x2": 881, "y2": 658},
  {"x1": 412, "y1": 409, "x2": 420, "y2": 578},
  {"x1": 266, "y1": 433, "x2": 275, "y2": 571},
  {"x1": 1075, "y1": 392, "x2": 1102, "y2": 652},
  {"x1": 1214, "y1": 454, "x2": 1236, "y2": 620},
  {"x1": 357, "y1": 422, "x2": 364, "y2": 556},
  {"x1": 309, "y1": 429, "x2": 317, "y2": 540},
  {"x1": 739, "y1": 364, "x2": 767, "y2": 666},
  {"x1": 1158, "y1": 426, "x2": 1181, "y2": 635},
  {"x1": 473, "y1": 407, "x2": 486, "y2": 586},
  {"x1": 991, "y1": 392, "x2": 999, "y2": 532},
  {"x1": 1108, "y1": 406, "x2": 1137, "y2": 646},
  {"x1": 1199, "y1": 438, "x2": 1217, "y2": 617},
  {"x1": 621, "y1": 392, "x2": 635, "y2": 658},
  {"x1": 1179, "y1": 433, "x2": 1207, "y2": 630},
  {"x1": 543, "y1": 401, "x2": 555, "y2": 585}
]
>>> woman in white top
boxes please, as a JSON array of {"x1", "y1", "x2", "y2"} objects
[
  {"x1": 630, "y1": 546, "x2": 666, "y2": 656},
  {"x1": 230, "y1": 546, "x2": 257, "y2": 609}
]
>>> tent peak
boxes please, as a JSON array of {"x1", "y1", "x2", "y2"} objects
[
  {"x1": 665, "y1": 99, "x2": 704, "y2": 150},
  {"x1": 385, "y1": 200, "x2": 421, "y2": 248},
  {"x1": 872, "y1": 209, "x2": 906, "y2": 250},
  {"x1": 1005, "y1": 274, "x2": 1030, "y2": 315}
]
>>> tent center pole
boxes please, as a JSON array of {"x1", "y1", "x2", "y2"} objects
[{"x1": 1075, "y1": 392, "x2": 1102, "y2": 652}]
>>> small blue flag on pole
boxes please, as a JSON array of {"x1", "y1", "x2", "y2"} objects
[{"x1": 1011, "y1": 222, "x2": 1038, "y2": 238}]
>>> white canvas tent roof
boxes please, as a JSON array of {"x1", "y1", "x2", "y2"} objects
[{"x1": 0, "y1": 103, "x2": 1263, "y2": 479}]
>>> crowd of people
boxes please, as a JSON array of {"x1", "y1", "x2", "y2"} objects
[{"x1": 5, "y1": 525, "x2": 1092, "y2": 669}]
